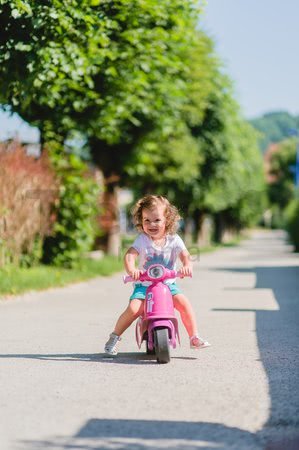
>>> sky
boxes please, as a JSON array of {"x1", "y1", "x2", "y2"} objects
[
  {"x1": 201, "y1": 0, "x2": 299, "y2": 119},
  {"x1": 1, "y1": 0, "x2": 299, "y2": 142}
]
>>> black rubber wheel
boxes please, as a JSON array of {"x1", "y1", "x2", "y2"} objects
[
  {"x1": 154, "y1": 328, "x2": 170, "y2": 364},
  {"x1": 143, "y1": 332, "x2": 155, "y2": 355},
  {"x1": 146, "y1": 340, "x2": 156, "y2": 355}
]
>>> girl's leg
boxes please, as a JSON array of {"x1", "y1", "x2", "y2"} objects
[
  {"x1": 173, "y1": 293, "x2": 198, "y2": 337},
  {"x1": 105, "y1": 299, "x2": 144, "y2": 355},
  {"x1": 173, "y1": 294, "x2": 210, "y2": 348},
  {"x1": 113, "y1": 298, "x2": 144, "y2": 337}
]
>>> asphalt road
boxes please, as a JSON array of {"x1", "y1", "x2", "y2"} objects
[{"x1": 0, "y1": 230, "x2": 298, "y2": 450}]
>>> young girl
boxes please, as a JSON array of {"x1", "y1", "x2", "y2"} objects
[{"x1": 104, "y1": 195, "x2": 210, "y2": 356}]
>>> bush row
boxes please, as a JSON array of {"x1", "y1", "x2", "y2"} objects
[
  {"x1": 285, "y1": 197, "x2": 299, "y2": 252},
  {"x1": 0, "y1": 140, "x2": 101, "y2": 268},
  {"x1": 0, "y1": 141, "x2": 57, "y2": 266}
]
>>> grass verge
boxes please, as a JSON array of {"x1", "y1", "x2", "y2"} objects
[
  {"x1": 0, "y1": 234, "x2": 246, "y2": 298},
  {"x1": 0, "y1": 256, "x2": 123, "y2": 297}
]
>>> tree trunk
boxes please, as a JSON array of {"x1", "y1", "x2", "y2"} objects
[
  {"x1": 214, "y1": 211, "x2": 233, "y2": 244},
  {"x1": 100, "y1": 178, "x2": 121, "y2": 257},
  {"x1": 214, "y1": 212, "x2": 224, "y2": 243},
  {"x1": 184, "y1": 217, "x2": 194, "y2": 247},
  {"x1": 194, "y1": 210, "x2": 212, "y2": 247},
  {"x1": 89, "y1": 139, "x2": 124, "y2": 257}
]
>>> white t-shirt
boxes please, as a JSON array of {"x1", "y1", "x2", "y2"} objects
[{"x1": 132, "y1": 233, "x2": 187, "y2": 286}]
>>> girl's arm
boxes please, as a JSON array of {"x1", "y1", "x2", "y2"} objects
[
  {"x1": 179, "y1": 249, "x2": 193, "y2": 277},
  {"x1": 124, "y1": 247, "x2": 141, "y2": 280}
]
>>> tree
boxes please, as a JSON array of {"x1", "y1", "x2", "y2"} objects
[
  {"x1": 122, "y1": 31, "x2": 224, "y2": 213},
  {"x1": 0, "y1": 0, "x2": 203, "y2": 253},
  {"x1": 250, "y1": 111, "x2": 299, "y2": 153},
  {"x1": 267, "y1": 138, "x2": 297, "y2": 210},
  {"x1": 0, "y1": 0, "x2": 201, "y2": 141},
  {"x1": 180, "y1": 38, "x2": 265, "y2": 242},
  {"x1": 122, "y1": 31, "x2": 265, "y2": 243}
]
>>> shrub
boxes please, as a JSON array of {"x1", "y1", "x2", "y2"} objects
[
  {"x1": 43, "y1": 152, "x2": 101, "y2": 267},
  {"x1": 0, "y1": 140, "x2": 58, "y2": 267},
  {"x1": 285, "y1": 197, "x2": 299, "y2": 252}
]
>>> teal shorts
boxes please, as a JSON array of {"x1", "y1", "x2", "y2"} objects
[{"x1": 130, "y1": 283, "x2": 182, "y2": 301}]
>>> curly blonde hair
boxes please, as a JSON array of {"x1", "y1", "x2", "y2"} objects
[{"x1": 132, "y1": 195, "x2": 181, "y2": 235}]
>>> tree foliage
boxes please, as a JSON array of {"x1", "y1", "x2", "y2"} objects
[
  {"x1": 0, "y1": 0, "x2": 201, "y2": 144},
  {"x1": 285, "y1": 198, "x2": 299, "y2": 252},
  {"x1": 0, "y1": 1, "x2": 266, "y2": 252},
  {"x1": 125, "y1": 31, "x2": 265, "y2": 229},
  {"x1": 250, "y1": 111, "x2": 299, "y2": 153},
  {"x1": 267, "y1": 138, "x2": 297, "y2": 210}
]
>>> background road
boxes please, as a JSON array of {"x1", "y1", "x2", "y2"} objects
[{"x1": 1, "y1": 230, "x2": 298, "y2": 450}]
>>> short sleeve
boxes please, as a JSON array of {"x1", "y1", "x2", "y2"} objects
[
  {"x1": 174, "y1": 234, "x2": 187, "y2": 254},
  {"x1": 131, "y1": 234, "x2": 144, "y2": 254}
]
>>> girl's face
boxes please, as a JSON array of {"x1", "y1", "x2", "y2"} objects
[{"x1": 142, "y1": 205, "x2": 167, "y2": 240}]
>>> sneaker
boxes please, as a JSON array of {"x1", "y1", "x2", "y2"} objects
[
  {"x1": 104, "y1": 332, "x2": 121, "y2": 356},
  {"x1": 190, "y1": 335, "x2": 211, "y2": 349}
]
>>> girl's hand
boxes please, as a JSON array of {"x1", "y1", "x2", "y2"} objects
[
  {"x1": 129, "y1": 269, "x2": 142, "y2": 281},
  {"x1": 124, "y1": 247, "x2": 140, "y2": 280},
  {"x1": 180, "y1": 265, "x2": 193, "y2": 277}
]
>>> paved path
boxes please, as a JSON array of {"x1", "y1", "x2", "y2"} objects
[{"x1": 0, "y1": 230, "x2": 298, "y2": 450}]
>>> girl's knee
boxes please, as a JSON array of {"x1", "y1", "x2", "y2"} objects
[
  {"x1": 127, "y1": 299, "x2": 144, "y2": 318},
  {"x1": 173, "y1": 294, "x2": 189, "y2": 307},
  {"x1": 173, "y1": 294, "x2": 192, "y2": 313}
]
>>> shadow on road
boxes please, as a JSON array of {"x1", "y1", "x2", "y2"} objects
[
  {"x1": 0, "y1": 352, "x2": 197, "y2": 365},
  {"x1": 212, "y1": 264, "x2": 299, "y2": 447},
  {"x1": 21, "y1": 418, "x2": 258, "y2": 450}
]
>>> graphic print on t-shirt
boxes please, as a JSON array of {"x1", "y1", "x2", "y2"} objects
[
  {"x1": 143, "y1": 250, "x2": 175, "y2": 271},
  {"x1": 132, "y1": 233, "x2": 187, "y2": 285}
]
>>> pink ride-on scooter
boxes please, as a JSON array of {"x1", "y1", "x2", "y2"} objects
[{"x1": 124, "y1": 263, "x2": 188, "y2": 364}]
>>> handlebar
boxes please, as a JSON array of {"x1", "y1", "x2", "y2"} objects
[{"x1": 123, "y1": 270, "x2": 191, "y2": 284}]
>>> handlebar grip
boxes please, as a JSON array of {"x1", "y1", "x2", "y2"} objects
[
  {"x1": 176, "y1": 271, "x2": 192, "y2": 278},
  {"x1": 123, "y1": 275, "x2": 134, "y2": 284}
]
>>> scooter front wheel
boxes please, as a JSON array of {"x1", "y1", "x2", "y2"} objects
[
  {"x1": 146, "y1": 339, "x2": 156, "y2": 355},
  {"x1": 154, "y1": 328, "x2": 170, "y2": 364}
]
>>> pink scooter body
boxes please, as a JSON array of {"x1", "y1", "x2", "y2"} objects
[{"x1": 124, "y1": 264, "x2": 184, "y2": 353}]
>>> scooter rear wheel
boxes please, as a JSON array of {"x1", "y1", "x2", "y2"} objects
[{"x1": 154, "y1": 328, "x2": 170, "y2": 364}]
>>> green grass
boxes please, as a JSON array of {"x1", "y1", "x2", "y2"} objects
[
  {"x1": 0, "y1": 234, "x2": 246, "y2": 297},
  {"x1": 0, "y1": 256, "x2": 124, "y2": 297}
]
